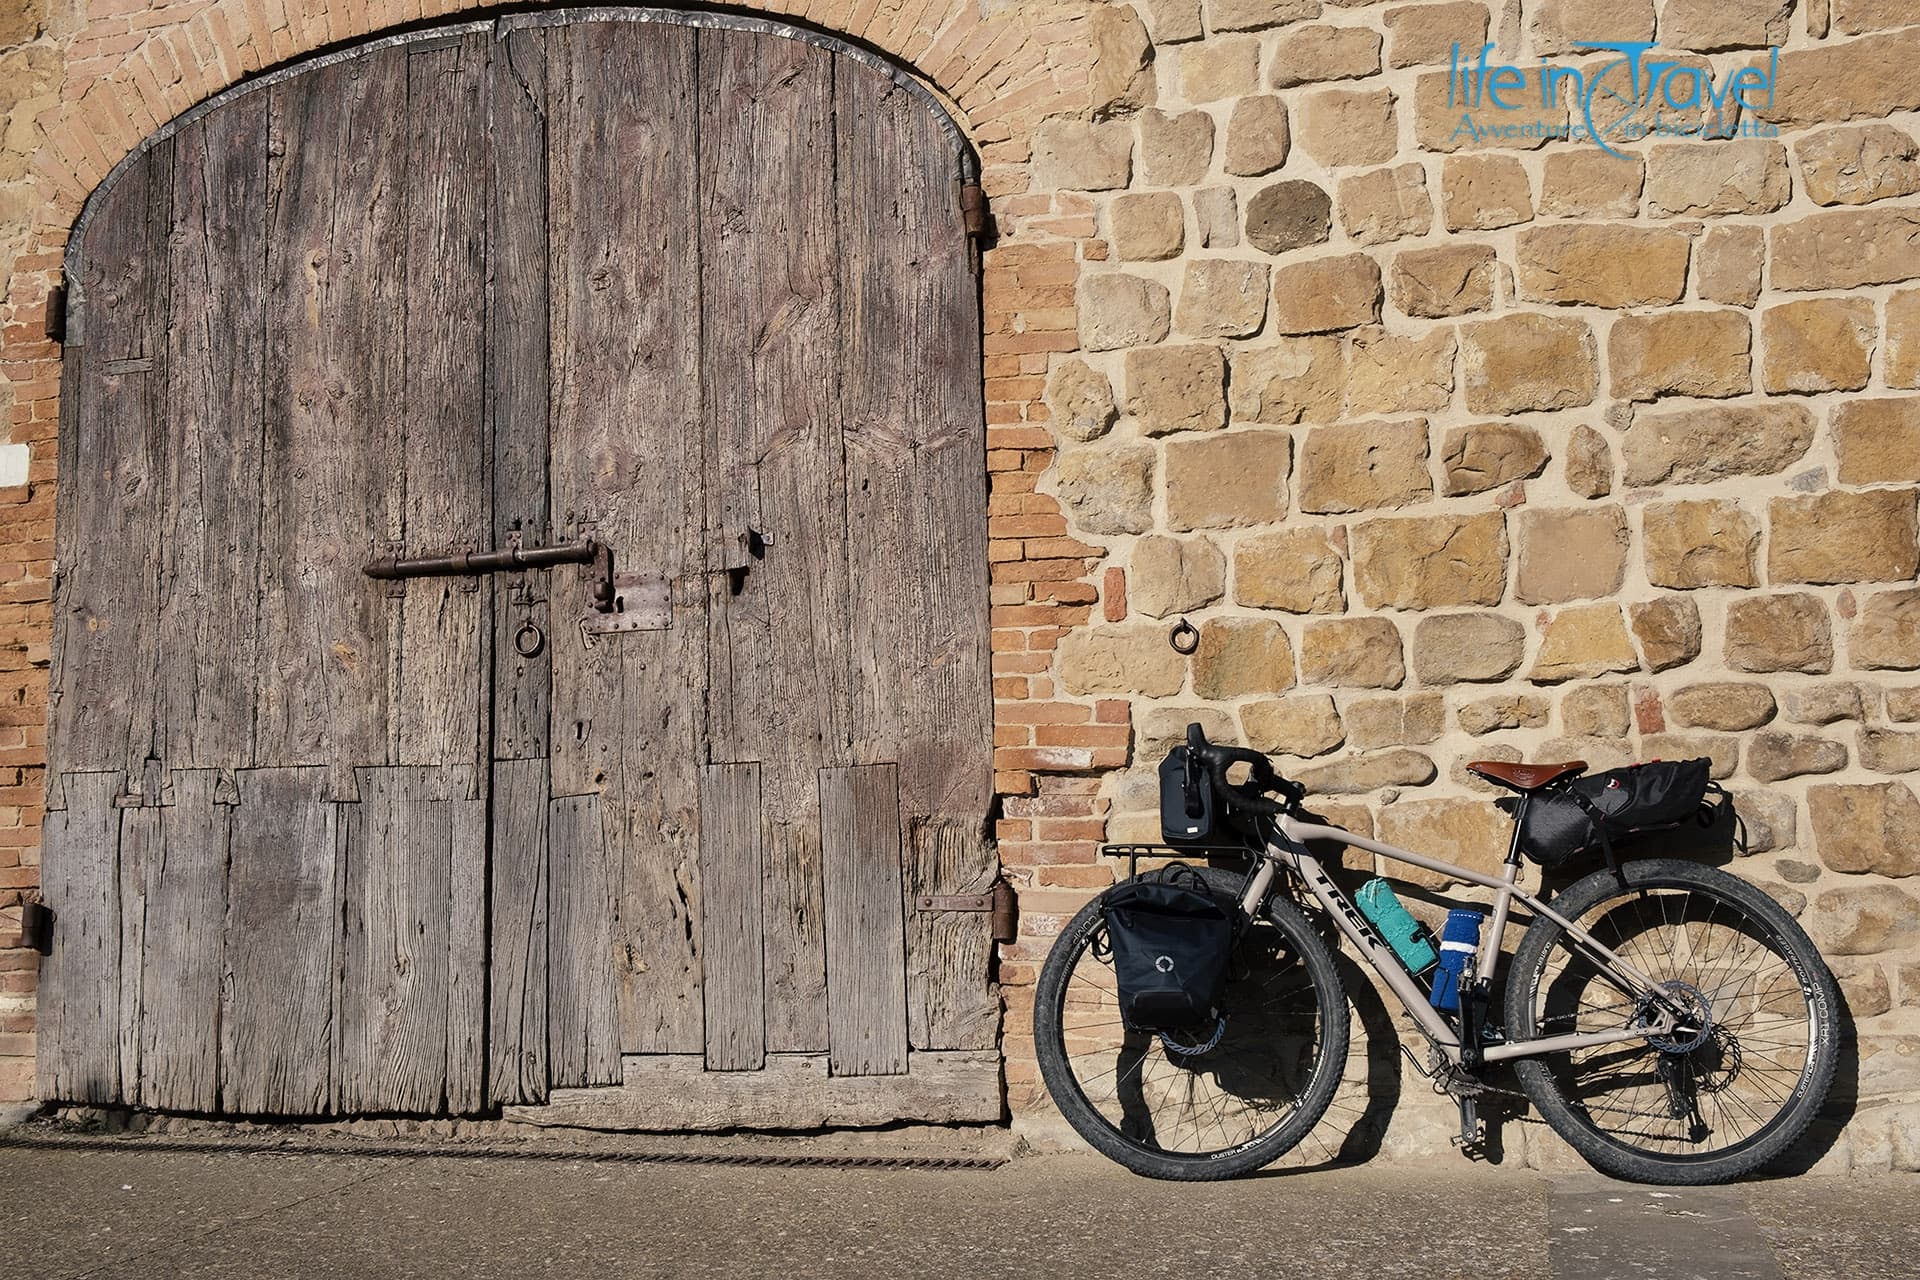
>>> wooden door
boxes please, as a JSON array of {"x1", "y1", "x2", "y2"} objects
[{"x1": 42, "y1": 13, "x2": 998, "y2": 1126}]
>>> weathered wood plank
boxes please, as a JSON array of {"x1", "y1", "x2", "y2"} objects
[
  {"x1": 37, "y1": 772, "x2": 125, "y2": 1103},
  {"x1": 489, "y1": 758, "x2": 549, "y2": 1106},
  {"x1": 256, "y1": 51, "x2": 408, "y2": 787},
  {"x1": 545, "y1": 19, "x2": 705, "y2": 1055},
  {"x1": 820, "y1": 764, "x2": 909, "y2": 1077},
  {"x1": 133, "y1": 769, "x2": 230, "y2": 1111},
  {"x1": 488, "y1": 25, "x2": 553, "y2": 764},
  {"x1": 117, "y1": 801, "x2": 155, "y2": 1104},
  {"x1": 395, "y1": 34, "x2": 490, "y2": 782},
  {"x1": 155, "y1": 96, "x2": 267, "y2": 771},
  {"x1": 222, "y1": 766, "x2": 336, "y2": 1114},
  {"x1": 446, "y1": 781, "x2": 486, "y2": 1114},
  {"x1": 698, "y1": 762, "x2": 765, "y2": 1071},
  {"x1": 504, "y1": 1050, "x2": 1003, "y2": 1130},
  {"x1": 547, "y1": 790, "x2": 621, "y2": 1087},
  {"x1": 904, "y1": 817, "x2": 999, "y2": 1051},
  {"x1": 697, "y1": 25, "x2": 843, "y2": 1056}
]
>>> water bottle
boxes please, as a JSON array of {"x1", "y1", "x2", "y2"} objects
[
  {"x1": 1429, "y1": 909, "x2": 1484, "y2": 1012},
  {"x1": 1355, "y1": 878, "x2": 1438, "y2": 975}
]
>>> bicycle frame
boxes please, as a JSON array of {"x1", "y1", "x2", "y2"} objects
[{"x1": 1231, "y1": 808, "x2": 1679, "y2": 1069}]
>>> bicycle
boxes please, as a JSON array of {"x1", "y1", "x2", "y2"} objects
[{"x1": 1032, "y1": 724, "x2": 1840, "y2": 1184}]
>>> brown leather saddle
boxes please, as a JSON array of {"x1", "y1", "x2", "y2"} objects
[{"x1": 1466, "y1": 759, "x2": 1588, "y2": 794}]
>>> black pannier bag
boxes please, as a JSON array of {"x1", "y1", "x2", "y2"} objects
[
  {"x1": 1102, "y1": 866, "x2": 1233, "y2": 1032},
  {"x1": 1518, "y1": 757, "x2": 1715, "y2": 868}
]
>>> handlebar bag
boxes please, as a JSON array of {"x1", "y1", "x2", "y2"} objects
[
  {"x1": 1518, "y1": 758, "x2": 1713, "y2": 868},
  {"x1": 1102, "y1": 867, "x2": 1233, "y2": 1033}
]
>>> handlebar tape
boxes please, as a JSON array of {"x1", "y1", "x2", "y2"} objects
[{"x1": 1184, "y1": 723, "x2": 1298, "y2": 816}]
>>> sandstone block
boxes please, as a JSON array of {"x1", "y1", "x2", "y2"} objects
[
  {"x1": 1241, "y1": 694, "x2": 1346, "y2": 757},
  {"x1": 1796, "y1": 124, "x2": 1920, "y2": 208},
  {"x1": 1136, "y1": 708, "x2": 1239, "y2": 764},
  {"x1": 1620, "y1": 403, "x2": 1814, "y2": 486},
  {"x1": 1090, "y1": 3, "x2": 1156, "y2": 114},
  {"x1": 1892, "y1": 688, "x2": 1920, "y2": 721},
  {"x1": 1165, "y1": 431, "x2": 1291, "y2": 530},
  {"x1": 1645, "y1": 141, "x2": 1790, "y2": 217},
  {"x1": 1662, "y1": 0, "x2": 1793, "y2": 50},
  {"x1": 1345, "y1": 328, "x2": 1456, "y2": 415},
  {"x1": 1528, "y1": 0, "x2": 1652, "y2": 54},
  {"x1": 1045, "y1": 359, "x2": 1117, "y2": 443},
  {"x1": 1530, "y1": 604, "x2": 1638, "y2": 683},
  {"x1": 1832, "y1": 958, "x2": 1892, "y2": 1019},
  {"x1": 1058, "y1": 625, "x2": 1187, "y2": 696},
  {"x1": 1378, "y1": 797, "x2": 1510, "y2": 886},
  {"x1": 1296, "y1": 748, "x2": 1438, "y2": 795},
  {"x1": 1123, "y1": 344, "x2": 1227, "y2": 436},
  {"x1": 1244, "y1": 180, "x2": 1333, "y2": 255},
  {"x1": 1300, "y1": 616, "x2": 1407, "y2": 688},
  {"x1": 1862, "y1": 728, "x2": 1920, "y2": 775},
  {"x1": 1144, "y1": 0, "x2": 1205, "y2": 42},
  {"x1": 1440, "y1": 422, "x2": 1546, "y2": 496},
  {"x1": 1352, "y1": 512, "x2": 1507, "y2": 609},
  {"x1": 1771, "y1": 208, "x2": 1920, "y2": 292},
  {"x1": 1111, "y1": 192, "x2": 1186, "y2": 262},
  {"x1": 1053, "y1": 444, "x2": 1155, "y2": 535},
  {"x1": 1726, "y1": 594, "x2": 1833, "y2": 675},
  {"x1": 1564, "y1": 425, "x2": 1612, "y2": 499},
  {"x1": 1639, "y1": 732, "x2": 1739, "y2": 780},
  {"x1": 1225, "y1": 96, "x2": 1291, "y2": 177},
  {"x1": 1175, "y1": 260, "x2": 1268, "y2": 339},
  {"x1": 1835, "y1": 0, "x2": 1917, "y2": 35},
  {"x1": 1515, "y1": 225, "x2": 1690, "y2": 308},
  {"x1": 1383, "y1": 2, "x2": 1488, "y2": 67},
  {"x1": 1234, "y1": 528, "x2": 1345, "y2": 614},
  {"x1": 1411, "y1": 69, "x2": 1564, "y2": 153},
  {"x1": 1346, "y1": 693, "x2": 1446, "y2": 748},
  {"x1": 1669, "y1": 682, "x2": 1777, "y2": 731},
  {"x1": 1138, "y1": 110, "x2": 1215, "y2": 188},
  {"x1": 1298, "y1": 419, "x2": 1432, "y2": 514},
  {"x1": 1809, "y1": 782, "x2": 1920, "y2": 877},
  {"x1": 1561, "y1": 685, "x2": 1630, "y2": 738},
  {"x1": 1270, "y1": 254, "x2": 1383, "y2": 334},
  {"x1": 1457, "y1": 693, "x2": 1550, "y2": 734},
  {"x1": 1608, "y1": 311, "x2": 1751, "y2": 401},
  {"x1": 1769, "y1": 490, "x2": 1919, "y2": 585},
  {"x1": 1729, "y1": 789, "x2": 1797, "y2": 854},
  {"x1": 1229, "y1": 337, "x2": 1345, "y2": 423},
  {"x1": 1337, "y1": 164, "x2": 1433, "y2": 246},
  {"x1": 1296, "y1": 88, "x2": 1399, "y2": 168},
  {"x1": 1783, "y1": 684, "x2": 1867, "y2": 726},
  {"x1": 1696, "y1": 226, "x2": 1765, "y2": 307},
  {"x1": 1851, "y1": 587, "x2": 1920, "y2": 671},
  {"x1": 1629, "y1": 597, "x2": 1702, "y2": 673},
  {"x1": 1515, "y1": 506, "x2": 1629, "y2": 605},
  {"x1": 1206, "y1": 0, "x2": 1322, "y2": 32},
  {"x1": 1441, "y1": 154, "x2": 1532, "y2": 231},
  {"x1": 1412, "y1": 612, "x2": 1525, "y2": 685},
  {"x1": 1752, "y1": 29, "x2": 1920, "y2": 133},
  {"x1": 1130, "y1": 536, "x2": 1227, "y2": 619},
  {"x1": 1032, "y1": 119, "x2": 1132, "y2": 192},
  {"x1": 1540, "y1": 735, "x2": 1637, "y2": 773},
  {"x1": 1269, "y1": 24, "x2": 1381, "y2": 87},
  {"x1": 1078, "y1": 274, "x2": 1172, "y2": 351},
  {"x1": 1460, "y1": 313, "x2": 1597, "y2": 414},
  {"x1": 1390, "y1": 244, "x2": 1495, "y2": 318},
  {"x1": 1538, "y1": 150, "x2": 1643, "y2": 219},
  {"x1": 1642, "y1": 499, "x2": 1759, "y2": 589},
  {"x1": 1809, "y1": 885, "x2": 1920, "y2": 954},
  {"x1": 1834, "y1": 398, "x2": 1920, "y2": 485},
  {"x1": 1195, "y1": 187, "x2": 1240, "y2": 249},
  {"x1": 1761, "y1": 298, "x2": 1876, "y2": 394},
  {"x1": 1180, "y1": 36, "x2": 1263, "y2": 101},
  {"x1": 1194, "y1": 616, "x2": 1297, "y2": 698}
]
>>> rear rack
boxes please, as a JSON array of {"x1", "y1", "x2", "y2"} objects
[{"x1": 1100, "y1": 842, "x2": 1258, "y2": 880}]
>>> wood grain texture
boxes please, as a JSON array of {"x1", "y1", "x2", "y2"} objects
[
  {"x1": 131, "y1": 769, "x2": 230, "y2": 1111},
  {"x1": 37, "y1": 772, "x2": 124, "y2": 1103},
  {"x1": 222, "y1": 766, "x2": 336, "y2": 1114},
  {"x1": 904, "y1": 817, "x2": 999, "y2": 1051},
  {"x1": 820, "y1": 764, "x2": 909, "y2": 1077},
  {"x1": 545, "y1": 19, "x2": 705, "y2": 1055},
  {"x1": 697, "y1": 26, "x2": 844, "y2": 1056},
  {"x1": 506, "y1": 1051, "x2": 1003, "y2": 1130},
  {"x1": 547, "y1": 790, "x2": 621, "y2": 1087},
  {"x1": 488, "y1": 758, "x2": 549, "y2": 1106},
  {"x1": 698, "y1": 762, "x2": 765, "y2": 1071}
]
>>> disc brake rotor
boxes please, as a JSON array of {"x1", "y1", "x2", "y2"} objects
[{"x1": 1640, "y1": 980, "x2": 1714, "y2": 1054}]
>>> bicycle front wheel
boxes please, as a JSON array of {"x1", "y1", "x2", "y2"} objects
[
  {"x1": 1033, "y1": 865, "x2": 1348, "y2": 1180},
  {"x1": 1506, "y1": 858, "x2": 1839, "y2": 1184}
]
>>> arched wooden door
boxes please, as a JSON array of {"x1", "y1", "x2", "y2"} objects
[{"x1": 41, "y1": 11, "x2": 998, "y2": 1125}]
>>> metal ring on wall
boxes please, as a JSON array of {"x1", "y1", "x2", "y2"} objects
[{"x1": 514, "y1": 619, "x2": 545, "y2": 658}]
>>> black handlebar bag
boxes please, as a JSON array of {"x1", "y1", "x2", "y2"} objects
[
  {"x1": 1519, "y1": 758, "x2": 1714, "y2": 868},
  {"x1": 1102, "y1": 867, "x2": 1233, "y2": 1032}
]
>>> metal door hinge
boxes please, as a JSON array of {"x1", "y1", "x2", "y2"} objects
[
  {"x1": 917, "y1": 878, "x2": 1018, "y2": 943},
  {"x1": 961, "y1": 183, "x2": 988, "y2": 240},
  {"x1": 44, "y1": 285, "x2": 67, "y2": 343},
  {"x1": 19, "y1": 897, "x2": 52, "y2": 955}
]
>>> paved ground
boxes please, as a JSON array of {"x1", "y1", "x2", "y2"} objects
[{"x1": 0, "y1": 1136, "x2": 1913, "y2": 1280}]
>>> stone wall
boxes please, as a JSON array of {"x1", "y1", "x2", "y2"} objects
[{"x1": 3, "y1": 0, "x2": 1920, "y2": 1170}]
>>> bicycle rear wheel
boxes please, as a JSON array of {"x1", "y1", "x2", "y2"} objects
[
  {"x1": 1033, "y1": 864, "x2": 1348, "y2": 1180},
  {"x1": 1506, "y1": 858, "x2": 1839, "y2": 1185}
]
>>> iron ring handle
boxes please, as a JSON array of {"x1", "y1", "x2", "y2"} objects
[
  {"x1": 514, "y1": 619, "x2": 545, "y2": 658},
  {"x1": 1169, "y1": 618, "x2": 1200, "y2": 655}
]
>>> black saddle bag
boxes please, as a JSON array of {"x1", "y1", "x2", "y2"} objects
[
  {"x1": 1102, "y1": 866, "x2": 1233, "y2": 1032},
  {"x1": 1519, "y1": 758, "x2": 1714, "y2": 868}
]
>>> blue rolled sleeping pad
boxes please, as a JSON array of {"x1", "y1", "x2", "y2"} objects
[{"x1": 1429, "y1": 908, "x2": 1484, "y2": 1012}]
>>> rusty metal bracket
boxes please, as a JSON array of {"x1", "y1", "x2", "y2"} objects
[
  {"x1": 19, "y1": 898, "x2": 51, "y2": 955},
  {"x1": 961, "y1": 182, "x2": 988, "y2": 239},
  {"x1": 580, "y1": 572, "x2": 672, "y2": 636},
  {"x1": 917, "y1": 879, "x2": 1018, "y2": 943},
  {"x1": 364, "y1": 538, "x2": 617, "y2": 614}
]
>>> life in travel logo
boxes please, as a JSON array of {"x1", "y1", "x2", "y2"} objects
[{"x1": 1447, "y1": 42, "x2": 1782, "y2": 157}]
